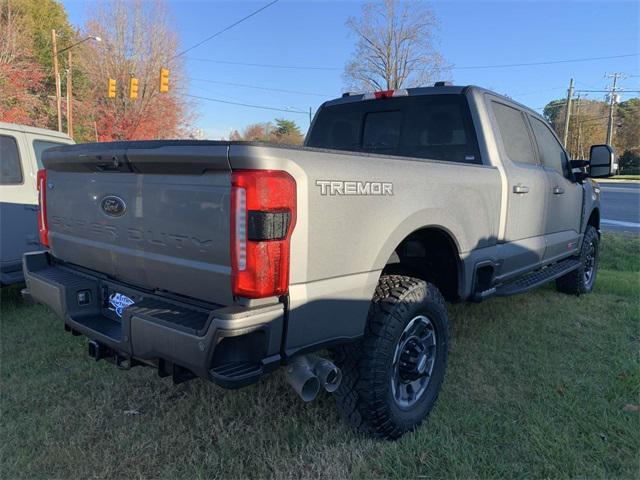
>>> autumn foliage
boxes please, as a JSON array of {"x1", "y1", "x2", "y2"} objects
[
  {"x1": 0, "y1": 0, "x2": 49, "y2": 125},
  {"x1": 0, "y1": 0, "x2": 190, "y2": 141},
  {"x1": 0, "y1": 60, "x2": 47, "y2": 125},
  {"x1": 77, "y1": 0, "x2": 190, "y2": 141},
  {"x1": 229, "y1": 119, "x2": 304, "y2": 145}
]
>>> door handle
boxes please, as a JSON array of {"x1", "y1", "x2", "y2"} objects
[
  {"x1": 553, "y1": 187, "x2": 565, "y2": 195},
  {"x1": 513, "y1": 184, "x2": 530, "y2": 194}
]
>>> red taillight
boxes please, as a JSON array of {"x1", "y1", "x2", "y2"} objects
[
  {"x1": 36, "y1": 169, "x2": 49, "y2": 247},
  {"x1": 231, "y1": 170, "x2": 296, "y2": 298}
]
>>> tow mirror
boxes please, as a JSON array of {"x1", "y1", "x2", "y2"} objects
[{"x1": 589, "y1": 144, "x2": 615, "y2": 178}]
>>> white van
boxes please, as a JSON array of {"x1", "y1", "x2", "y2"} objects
[{"x1": 0, "y1": 122, "x2": 74, "y2": 285}]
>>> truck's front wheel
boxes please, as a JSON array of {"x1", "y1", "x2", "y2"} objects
[
  {"x1": 332, "y1": 275, "x2": 449, "y2": 439},
  {"x1": 556, "y1": 225, "x2": 600, "y2": 295}
]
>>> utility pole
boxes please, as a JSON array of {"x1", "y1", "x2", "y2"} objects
[
  {"x1": 562, "y1": 78, "x2": 574, "y2": 148},
  {"x1": 52, "y1": 34, "x2": 100, "y2": 136},
  {"x1": 605, "y1": 73, "x2": 623, "y2": 145},
  {"x1": 309, "y1": 107, "x2": 313, "y2": 125},
  {"x1": 574, "y1": 94, "x2": 582, "y2": 159},
  {"x1": 66, "y1": 51, "x2": 73, "y2": 139},
  {"x1": 51, "y1": 29, "x2": 62, "y2": 132}
]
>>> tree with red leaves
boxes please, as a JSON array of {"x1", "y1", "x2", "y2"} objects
[
  {"x1": 77, "y1": 0, "x2": 190, "y2": 141},
  {"x1": 0, "y1": 1, "x2": 49, "y2": 125}
]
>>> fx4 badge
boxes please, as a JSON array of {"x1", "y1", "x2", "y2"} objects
[{"x1": 316, "y1": 180, "x2": 393, "y2": 196}]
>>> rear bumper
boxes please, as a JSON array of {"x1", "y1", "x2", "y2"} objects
[
  {"x1": 1, "y1": 261, "x2": 24, "y2": 285},
  {"x1": 23, "y1": 251, "x2": 284, "y2": 388}
]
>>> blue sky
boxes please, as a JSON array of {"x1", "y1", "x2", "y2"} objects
[{"x1": 62, "y1": 0, "x2": 639, "y2": 139}]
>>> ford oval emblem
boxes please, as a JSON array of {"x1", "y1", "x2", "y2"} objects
[{"x1": 101, "y1": 195, "x2": 126, "y2": 217}]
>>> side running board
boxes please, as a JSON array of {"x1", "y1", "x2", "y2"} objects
[{"x1": 495, "y1": 258, "x2": 581, "y2": 297}]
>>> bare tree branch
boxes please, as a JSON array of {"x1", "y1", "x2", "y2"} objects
[
  {"x1": 343, "y1": 0, "x2": 449, "y2": 91},
  {"x1": 77, "y1": 0, "x2": 192, "y2": 139}
]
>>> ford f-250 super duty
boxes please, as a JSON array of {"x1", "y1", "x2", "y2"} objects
[{"x1": 23, "y1": 84, "x2": 614, "y2": 439}]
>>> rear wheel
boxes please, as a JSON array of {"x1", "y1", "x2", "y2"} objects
[
  {"x1": 332, "y1": 275, "x2": 449, "y2": 439},
  {"x1": 556, "y1": 225, "x2": 599, "y2": 295}
]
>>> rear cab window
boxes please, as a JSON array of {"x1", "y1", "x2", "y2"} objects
[
  {"x1": 491, "y1": 102, "x2": 538, "y2": 166},
  {"x1": 307, "y1": 94, "x2": 482, "y2": 164},
  {"x1": 0, "y1": 135, "x2": 23, "y2": 185}
]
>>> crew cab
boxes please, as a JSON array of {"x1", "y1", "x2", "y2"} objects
[{"x1": 23, "y1": 84, "x2": 614, "y2": 439}]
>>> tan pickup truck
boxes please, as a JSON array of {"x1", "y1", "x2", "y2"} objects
[{"x1": 24, "y1": 84, "x2": 614, "y2": 438}]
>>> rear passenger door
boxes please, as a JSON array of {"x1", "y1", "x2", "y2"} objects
[
  {"x1": 528, "y1": 115, "x2": 582, "y2": 262},
  {"x1": 490, "y1": 100, "x2": 549, "y2": 279}
]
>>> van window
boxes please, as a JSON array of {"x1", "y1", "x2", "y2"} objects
[
  {"x1": 33, "y1": 140, "x2": 66, "y2": 169},
  {"x1": 492, "y1": 102, "x2": 537, "y2": 165},
  {"x1": 307, "y1": 94, "x2": 482, "y2": 164},
  {"x1": 0, "y1": 135, "x2": 23, "y2": 185}
]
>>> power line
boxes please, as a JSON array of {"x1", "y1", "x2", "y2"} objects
[
  {"x1": 189, "y1": 77, "x2": 331, "y2": 97},
  {"x1": 575, "y1": 89, "x2": 640, "y2": 93},
  {"x1": 183, "y1": 93, "x2": 308, "y2": 115},
  {"x1": 451, "y1": 53, "x2": 639, "y2": 70},
  {"x1": 185, "y1": 52, "x2": 639, "y2": 72},
  {"x1": 513, "y1": 86, "x2": 565, "y2": 96},
  {"x1": 575, "y1": 79, "x2": 601, "y2": 90},
  {"x1": 186, "y1": 57, "x2": 341, "y2": 70},
  {"x1": 173, "y1": 0, "x2": 279, "y2": 59}
]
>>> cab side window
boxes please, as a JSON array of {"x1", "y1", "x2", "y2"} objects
[
  {"x1": 0, "y1": 135, "x2": 23, "y2": 185},
  {"x1": 491, "y1": 102, "x2": 537, "y2": 165},
  {"x1": 529, "y1": 117, "x2": 569, "y2": 177}
]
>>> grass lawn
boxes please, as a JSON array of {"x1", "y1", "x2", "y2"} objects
[{"x1": 1, "y1": 233, "x2": 639, "y2": 479}]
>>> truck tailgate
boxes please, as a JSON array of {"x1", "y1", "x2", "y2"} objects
[{"x1": 43, "y1": 141, "x2": 233, "y2": 305}]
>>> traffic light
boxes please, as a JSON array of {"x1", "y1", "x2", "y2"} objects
[
  {"x1": 129, "y1": 77, "x2": 139, "y2": 99},
  {"x1": 107, "y1": 78, "x2": 116, "y2": 98},
  {"x1": 159, "y1": 68, "x2": 169, "y2": 93}
]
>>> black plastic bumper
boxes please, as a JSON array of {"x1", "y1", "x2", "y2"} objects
[
  {"x1": 1, "y1": 261, "x2": 24, "y2": 285},
  {"x1": 23, "y1": 251, "x2": 284, "y2": 388}
]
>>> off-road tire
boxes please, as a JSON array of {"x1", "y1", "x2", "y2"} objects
[
  {"x1": 332, "y1": 275, "x2": 449, "y2": 439},
  {"x1": 556, "y1": 225, "x2": 600, "y2": 295}
]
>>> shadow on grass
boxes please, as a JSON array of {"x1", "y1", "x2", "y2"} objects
[{"x1": 1, "y1": 234, "x2": 638, "y2": 479}]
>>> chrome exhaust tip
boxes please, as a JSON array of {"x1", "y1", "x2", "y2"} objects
[
  {"x1": 285, "y1": 356, "x2": 321, "y2": 402},
  {"x1": 312, "y1": 356, "x2": 342, "y2": 393},
  {"x1": 285, "y1": 354, "x2": 342, "y2": 401}
]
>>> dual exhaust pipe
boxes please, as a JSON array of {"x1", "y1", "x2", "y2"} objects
[{"x1": 285, "y1": 354, "x2": 342, "y2": 402}]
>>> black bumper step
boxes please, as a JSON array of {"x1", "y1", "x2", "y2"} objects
[
  {"x1": 126, "y1": 299, "x2": 210, "y2": 336},
  {"x1": 210, "y1": 361, "x2": 264, "y2": 389},
  {"x1": 30, "y1": 264, "x2": 94, "y2": 289},
  {"x1": 495, "y1": 258, "x2": 581, "y2": 297}
]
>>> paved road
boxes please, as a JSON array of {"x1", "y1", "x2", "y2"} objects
[{"x1": 598, "y1": 182, "x2": 640, "y2": 233}]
